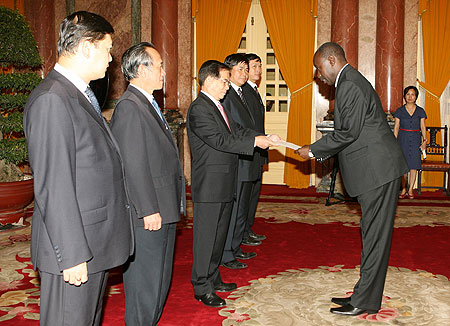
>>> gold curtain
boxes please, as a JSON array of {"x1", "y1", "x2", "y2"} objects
[
  {"x1": 193, "y1": 0, "x2": 251, "y2": 74},
  {"x1": 418, "y1": 0, "x2": 450, "y2": 187},
  {"x1": 260, "y1": 0, "x2": 317, "y2": 189}
]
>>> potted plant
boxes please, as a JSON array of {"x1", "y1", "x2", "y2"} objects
[{"x1": 0, "y1": 6, "x2": 42, "y2": 225}]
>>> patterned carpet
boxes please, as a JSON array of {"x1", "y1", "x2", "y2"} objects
[
  {"x1": 0, "y1": 189, "x2": 449, "y2": 325},
  {"x1": 219, "y1": 267, "x2": 450, "y2": 325}
]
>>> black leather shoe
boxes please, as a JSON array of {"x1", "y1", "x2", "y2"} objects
[
  {"x1": 222, "y1": 259, "x2": 247, "y2": 269},
  {"x1": 235, "y1": 251, "x2": 257, "y2": 260},
  {"x1": 248, "y1": 229, "x2": 266, "y2": 241},
  {"x1": 214, "y1": 282, "x2": 237, "y2": 292},
  {"x1": 330, "y1": 303, "x2": 378, "y2": 316},
  {"x1": 194, "y1": 292, "x2": 226, "y2": 307},
  {"x1": 331, "y1": 297, "x2": 351, "y2": 306},
  {"x1": 241, "y1": 237, "x2": 261, "y2": 246}
]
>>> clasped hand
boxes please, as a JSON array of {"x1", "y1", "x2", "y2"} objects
[
  {"x1": 63, "y1": 261, "x2": 88, "y2": 286},
  {"x1": 255, "y1": 134, "x2": 282, "y2": 149},
  {"x1": 144, "y1": 212, "x2": 162, "y2": 231}
]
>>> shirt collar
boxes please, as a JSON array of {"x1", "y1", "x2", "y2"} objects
[
  {"x1": 130, "y1": 83, "x2": 155, "y2": 105},
  {"x1": 54, "y1": 63, "x2": 89, "y2": 98},
  {"x1": 335, "y1": 63, "x2": 349, "y2": 87},
  {"x1": 247, "y1": 80, "x2": 258, "y2": 89},
  {"x1": 201, "y1": 90, "x2": 221, "y2": 107},
  {"x1": 230, "y1": 81, "x2": 241, "y2": 93}
]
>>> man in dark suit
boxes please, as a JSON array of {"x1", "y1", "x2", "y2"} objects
[
  {"x1": 242, "y1": 53, "x2": 268, "y2": 244},
  {"x1": 110, "y1": 42, "x2": 185, "y2": 326},
  {"x1": 23, "y1": 11, "x2": 133, "y2": 325},
  {"x1": 187, "y1": 60, "x2": 277, "y2": 307},
  {"x1": 296, "y1": 42, "x2": 408, "y2": 316},
  {"x1": 220, "y1": 53, "x2": 263, "y2": 270}
]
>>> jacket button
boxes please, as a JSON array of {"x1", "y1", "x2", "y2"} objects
[{"x1": 125, "y1": 204, "x2": 130, "y2": 209}]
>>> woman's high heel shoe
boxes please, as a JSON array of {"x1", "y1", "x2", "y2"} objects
[{"x1": 399, "y1": 192, "x2": 408, "y2": 199}]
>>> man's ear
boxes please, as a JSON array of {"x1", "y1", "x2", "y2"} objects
[
  {"x1": 137, "y1": 64, "x2": 149, "y2": 78},
  {"x1": 203, "y1": 75, "x2": 212, "y2": 87},
  {"x1": 328, "y1": 55, "x2": 336, "y2": 66},
  {"x1": 79, "y1": 39, "x2": 92, "y2": 59}
]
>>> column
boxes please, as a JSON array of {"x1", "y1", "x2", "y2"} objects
[
  {"x1": 331, "y1": 0, "x2": 359, "y2": 68},
  {"x1": 152, "y1": 0, "x2": 178, "y2": 109},
  {"x1": 24, "y1": 0, "x2": 56, "y2": 76},
  {"x1": 328, "y1": 0, "x2": 359, "y2": 110},
  {"x1": 375, "y1": 0, "x2": 405, "y2": 113}
]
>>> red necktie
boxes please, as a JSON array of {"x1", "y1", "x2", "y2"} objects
[{"x1": 217, "y1": 103, "x2": 231, "y2": 132}]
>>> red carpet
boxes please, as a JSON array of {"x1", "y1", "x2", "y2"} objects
[{"x1": 1, "y1": 187, "x2": 449, "y2": 325}]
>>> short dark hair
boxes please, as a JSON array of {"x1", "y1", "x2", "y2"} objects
[
  {"x1": 121, "y1": 42, "x2": 156, "y2": 81},
  {"x1": 245, "y1": 53, "x2": 261, "y2": 62},
  {"x1": 57, "y1": 11, "x2": 114, "y2": 56},
  {"x1": 224, "y1": 53, "x2": 249, "y2": 68},
  {"x1": 403, "y1": 86, "x2": 419, "y2": 100},
  {"x1": 315, "y1": 42, "x2": 347, "y2": 62},
  {"x1": 198, "y1": 60, "x2": 230, "y2": 87}
]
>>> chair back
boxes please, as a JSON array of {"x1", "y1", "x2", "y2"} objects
[{"x1": 425, "y1": 126, "x2": 448, "y2": 162}]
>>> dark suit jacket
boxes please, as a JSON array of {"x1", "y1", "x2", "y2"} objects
[
  {"x1": 311, "y1": 65, "x2": 408, "y2": 197},
  {"x1": 187, "y1": 92, "x2": 260, "y2": 203},
  {"x1": 242, "y1": 82, "x2": 269, "y2": 166},
  {"x1": 110, "y1": 85, "x2": 185, "y2": 226},
  {"x1": 24, "y1": 69, "x2": 134, "y2": 275},
  {"x1": 221, "y1": 86, "x2": 262, "y2": 181}
]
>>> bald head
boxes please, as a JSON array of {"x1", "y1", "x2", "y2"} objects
[{"x1": 313, "y1": 42, "x2": 348, "y2": 86}]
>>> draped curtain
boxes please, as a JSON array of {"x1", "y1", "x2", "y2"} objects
[
  {"x1": 260, "y1": 0, "x2": 317, "y2": 189},
  {"x1": 418, "y1": 0, "x2": 450, "y2": 186},
  {"x1": 192, "y1": 0, "x2": 251, "y2": 75}
]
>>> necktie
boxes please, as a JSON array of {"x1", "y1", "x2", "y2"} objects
[
  {"x1": 254, "y1": 85, "x2": 264, "y2": 105},
  {"x1": 237, "y1": 87, "x2": 247, "y2": 107},
  {"x1": 151, "y1": 97, "x2": 168, "y2": 128},
  {"x1": 217, "y1": 103, "x2": 231, "y2": 132},
  {"x1": 85, "y1": 86, "x2": 102, "y2": 118}
]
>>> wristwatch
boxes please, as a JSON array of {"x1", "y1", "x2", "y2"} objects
[{"x1": 308, "y1": 149, "x2": 314, "y2": 158}]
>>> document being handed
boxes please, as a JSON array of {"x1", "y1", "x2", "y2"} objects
[{"x1": 272, "y1": 140, "x2": 302, "y2": 150}]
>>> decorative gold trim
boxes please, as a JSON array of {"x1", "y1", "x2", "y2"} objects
[
  {"x1": 290, "y1": 81, "x2": 313, "y2": 97},
  {"x1": 418, "y1": 80, "x2": 441, "y2": 100}
]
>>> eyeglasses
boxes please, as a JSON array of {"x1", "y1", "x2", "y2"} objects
[{"x1": 218, "y1": 78, "x2": 230, "y2": 86}]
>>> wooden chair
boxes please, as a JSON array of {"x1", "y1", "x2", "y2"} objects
[{"x1": 417, "y1": 125, "x2": 450, "y2": 196}]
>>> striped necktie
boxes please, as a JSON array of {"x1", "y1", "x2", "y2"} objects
[
  {"x1": 85, "y1": 86, "x2": 102, "y2": 118},
  {"x1": 237, "y1": 87, "x2": 247, "y2": 107},
  {"x1": 254, "y1": 85, "x2": 263, "y2": 105}
]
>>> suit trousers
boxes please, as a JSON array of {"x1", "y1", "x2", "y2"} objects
[
  {"x1": 191, "y1": 201, "x2": 233, "y2": 295},
  {"x1": 123, "y1": 222, "x2": 177, "y2": 326},
  {"x1": 349, "y1": 177, "x2": 401, "y2": 311},
  {"x1": 222, "y1": 180, "x2": 254, "y2": 263},
  {"x1": 243, "y1": 177, "x2": 262, "y2": 240},
  {"x1": 39, "y1": 270, "x2": 108, "y2": 326}
]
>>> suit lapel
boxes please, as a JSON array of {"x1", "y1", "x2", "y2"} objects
[
  {"x1": 199, "y1": 92, "x2": 232, "y2": 133},
  {"x1": 128, "y1": 86, "x2": 178, "y2": 150},
  {"x1": 50, "y1": 70, "x2": 123, "y2": 157},
  {"x1": 229, "y1": 88, "x2": 255, "y2": 125}
]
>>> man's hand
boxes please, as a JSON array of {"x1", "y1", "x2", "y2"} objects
[
  {"x1": 143, "y1": 212, "x2": 162, "y2": 231},
  {"x1": 63, "y1": 261, "x2": 88, "y2": 286},
  {"x1": 295, "y1": 144, "x2": 312, "y2": 159},
  {"x1": 255, "y1": 135, "x2": 275, "y2": 149},
  {"x1": 267, "y1": 134, "x2": 282, "y2": 142}
]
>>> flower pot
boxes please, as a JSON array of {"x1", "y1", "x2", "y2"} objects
[{"x1": 0, "y1": 179, "x2": 34, "y2": 225}]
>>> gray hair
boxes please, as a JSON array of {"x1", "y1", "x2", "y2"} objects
[{"x1": 121, "y1": 42, "x2": 156, "y2": 81}]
